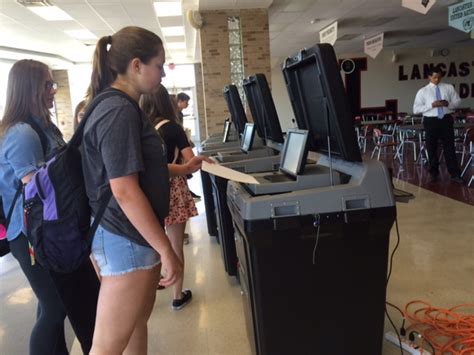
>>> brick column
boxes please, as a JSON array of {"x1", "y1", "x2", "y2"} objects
[
  {"x1": 199, "y1": 8, "x2": 271, "y2": 136},
  {"x1": 52, "y1": 70, "x2": 74, "y2": 141}
]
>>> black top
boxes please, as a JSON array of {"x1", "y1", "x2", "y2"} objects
[
  {"x1": 82, "y1": 92, "x2": 170, "y2": 247},
  {"x1": 177, "y1": 111, "x2": 184, "y2": 126},
  {"x1": 157, "y1": 121, "x2": 190, "y2": 164}
]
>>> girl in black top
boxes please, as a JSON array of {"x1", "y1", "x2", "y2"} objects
[{"x1": 141, "y1": 84, "x2": 201, "y2": 310}]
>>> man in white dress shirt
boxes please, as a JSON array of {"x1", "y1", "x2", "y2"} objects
[{"x1": 413, "y1": 67, "x2": 463, "y2": 183}]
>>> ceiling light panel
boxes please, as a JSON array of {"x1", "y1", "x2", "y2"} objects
[
  {"x1": 154, "y1": 2, "x2": 182, "y2": 17},
  {"x1": 157, "y1": 16, "x2": 183, "y2": 27},
  {"x1": 27, "y1": 6, "x2": 73, "y2": 21},
  {"x1": 161, "y1": 26, "x2": 185, "y2": 36},
  {"x1": 165, "y1": 35, "x2": 186, "y2": 43},
  {"x1": 64, "y1": 29, "x2": 97, "y2": 40},
  {"x1": 166, "y1": 42, "x2": 186, "y2": 49}
]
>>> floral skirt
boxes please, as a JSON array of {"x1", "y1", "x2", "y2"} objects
[{"x1": 165, "y1": 176, "x2": 198, "y2": 226}]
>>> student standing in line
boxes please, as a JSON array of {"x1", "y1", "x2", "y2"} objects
[
  {"x1": 82, "y1": 26, "x2": 206, "y2": 354},
  {"x1": 175, "y1": 92, "x2": 201, "y2": 200},
  {"x1": 141, "y1": 84, "x2": 199, "y2": 310},
  {"x1": 0, "y1": 59, "x2": 99, "y2": 355}
]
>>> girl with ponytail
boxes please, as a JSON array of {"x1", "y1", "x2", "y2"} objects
[{"x1": 81, "y1": 26, "x2": 205, "y2": 354}]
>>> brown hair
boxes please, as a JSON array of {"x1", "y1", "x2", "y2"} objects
[
  {"x1": 0, "y1": 59, "x2": 52, "y2": 137},
  {"x1": 140, "y1": 84, "x2": 178, "y2": 127},
  {"x1": 73, "y1": 100, "x2": 86, "y2": 131},
  {"x1": 86, "y1": 26, "x2": 164, "y2": 101}
]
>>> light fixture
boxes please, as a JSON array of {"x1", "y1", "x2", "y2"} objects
[
  {"x1": 154, "y1": 2, "x2": 182, "y2": 17},
  {"x1": 64, "y1": 29, "x2": 97, "y2": 40},
  {"x1": 161, "y1": 26, "x2": 185, "y2": 36},
  {"x1": 27, "y1": 6, "x2": 73, "y2": 21},
  {"x1": 166, "y1": 42, "x2": 186, "y2": 49}
]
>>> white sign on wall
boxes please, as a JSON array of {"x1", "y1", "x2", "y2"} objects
[
  {"x1": 364, "y1": 33, "x2": 384, "y2": 59},
  {"x1": 320, "y1": 21, "x2": 338, "y2": 45},
  {"x1": 449, "y1": 0, "x2": 474, "y2": 33},
  {"x1": 401, "y1": 0, "x2": 436, "y2": 15}
]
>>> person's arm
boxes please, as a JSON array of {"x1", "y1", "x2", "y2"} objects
[
  {"x1": 165, "y1": 124, "x2": 212, "y2": 176},
  {"x1": 4, "y1": 124, "x2": 43, "y2": 184},
  {"x1": 168, "y1": 155, "x2": 212, "y2": 176},
  {"x1": 413, "y1": 88, "x2": 431, "y2": 114},
  {"x1": 446, "y1": 85, "x2": 461, "y2": 109},
  {"x1": 110, "y1": 174, "x2": 182, "y2": 287}
]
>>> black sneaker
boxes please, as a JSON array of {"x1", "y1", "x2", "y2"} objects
[
  {"x1": 172, "y1": 290, "x2": 192, "y2": 310},
  {"x1": 190, "y1": 191, "x2": 201, "y2": 200}
]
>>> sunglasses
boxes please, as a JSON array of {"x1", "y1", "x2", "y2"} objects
[{"x1": 45, "y1": 81, "x2": 58, "y2": 91}]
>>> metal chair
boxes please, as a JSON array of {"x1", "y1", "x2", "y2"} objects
[
  {"x1": 371, "y1": 128, "x2": 400, "y2": 161},
  {"x1": 460, "y1": 129, "x2": 474, "y2": 187}
]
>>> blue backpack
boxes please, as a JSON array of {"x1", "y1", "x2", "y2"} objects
[{"x1": 24, "y1": 89, "x2": 139, "y2": 273}]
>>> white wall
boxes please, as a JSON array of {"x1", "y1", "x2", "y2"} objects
[
  {"x1": 68, "y1": 64, "x2": 92, "y2": 114},
  {"x1": 270, "y1": 45, "x2": 474, "y2": 128},
  {"x1": 342, "y1": 45, "x2": 474, "y2": 113}
]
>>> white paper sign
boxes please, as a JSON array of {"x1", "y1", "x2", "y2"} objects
[
  {"x1": 402, "y1": 0, "x2": 436, "y2": 14},
  {"x1": 320, "y1": 21, "x2": 338, "y2": 45},
  {"x1": 364, "y1": 33, "x2": 384, "y2": 59},
  {"x1": 201, "y1": 161, "x2": 260, "y2": 185},
  {"x1": 448, "y1": 0, "x2": 474, "y2": 33}
]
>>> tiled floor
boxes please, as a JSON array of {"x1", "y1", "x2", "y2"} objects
[{"x1": 1, "y1": 173, "x2": 473, "y2": 354}]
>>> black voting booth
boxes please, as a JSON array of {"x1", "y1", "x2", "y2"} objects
[
  {"x1": 208, "y1": 78, "x2": 282, "y2": 277},
  {"x1": 227, "y1": 44, "x2": 396, "y2": 355},
  {"x1": 201, "y1": 85, "x2": 248, "y2": 238}
]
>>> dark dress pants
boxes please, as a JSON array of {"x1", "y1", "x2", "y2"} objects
[{"x1": 423, "y1": 115, "x2": 461, "y2": 177}]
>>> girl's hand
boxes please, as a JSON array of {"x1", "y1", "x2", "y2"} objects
[{"x1": 185, "y1": 155, "x2": 213, "y2": 174}]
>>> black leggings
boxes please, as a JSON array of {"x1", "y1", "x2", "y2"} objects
[
  {"x1": 10, "y1": 235, "x2": 100, "y2": 354},
  {"x1": 9, "y1": 235, "x2": 69, "y2": 355}
]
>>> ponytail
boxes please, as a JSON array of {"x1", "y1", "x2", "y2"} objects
[{"x1": 87, "y1": 35, "x2": 114, "y2": 102}]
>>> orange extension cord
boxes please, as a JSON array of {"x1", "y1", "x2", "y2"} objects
[{"x1": 404, "y1": 301, "x2": 474, "y2": 354}]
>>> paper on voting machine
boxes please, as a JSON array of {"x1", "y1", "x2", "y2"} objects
[{"x1": 202, "y1": 161, "x2": 260, "y2": 184}]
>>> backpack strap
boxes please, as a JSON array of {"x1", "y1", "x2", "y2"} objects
[
  {"x1": 86, "y1": 188, "x2": 113, "y2": 243},
  {"x1": 4, "y1": 184, "x2": 23, "y2": 230},
  {"x1": 24, "y1": 117, "x2": 48, "y2": 158},
  {"x1": 70, "y1": 88, "x2": 141, "y2": 148},
  {"x1": 155, "y1": 119, "x2": 180, "y2": 164}
]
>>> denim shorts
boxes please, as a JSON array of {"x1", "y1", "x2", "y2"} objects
[{"x1": 91, "y1": 225, "x2": 160, "y2": 277}]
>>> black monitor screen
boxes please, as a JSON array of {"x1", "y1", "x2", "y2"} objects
[
  {"x1": 222, "y1": 120, "x2": 231, "y2": 143},
  {"x1": 223, "y1": 85, "x2": 248, "y2": 135},
  {"x1": 282, "y1": 43, "x2": 362, "y2": 162},
  {"x1": 280, "y1": 129, "x2": 309, "y2": 177},
  {"x1": 243, "y1": 74, "x2": 284, "y2": 144},
  {"x1": 241, "y1": 123, "x2": 256, "y2": 153}
]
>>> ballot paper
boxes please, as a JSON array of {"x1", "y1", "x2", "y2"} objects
[{"x1": 202, "y1": 161, "x2": 260, "y2": 185}]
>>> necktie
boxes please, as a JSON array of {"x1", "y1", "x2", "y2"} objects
[{"x1": 435, "y1": 86, "x2": 444, "y2": 119}]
